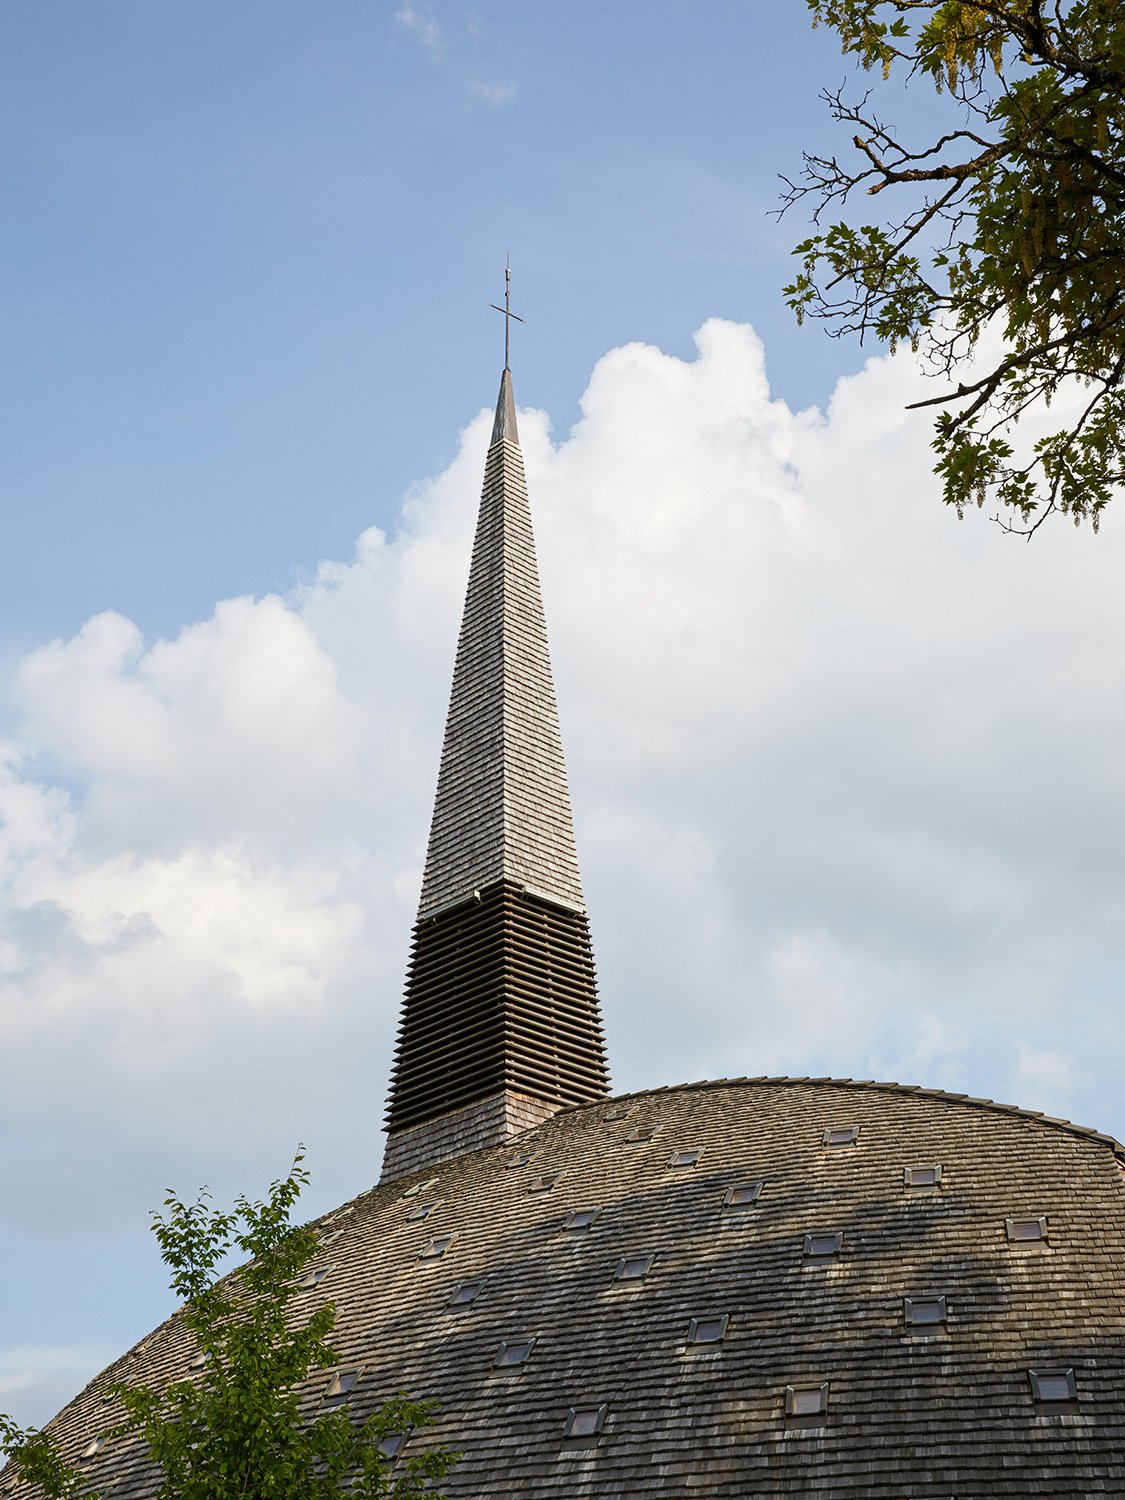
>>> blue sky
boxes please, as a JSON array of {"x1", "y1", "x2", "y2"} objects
[
  {"x1": 3, "y1": 0, "x2": 1124, "y2": 1436},
  {"x1": 3, "y1": 0, "x2": 857, "y2": 652}
]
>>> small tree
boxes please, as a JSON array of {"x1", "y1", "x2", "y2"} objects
[
  {"x1": 1, "y1": 1155, "x2": 456, "y2": 1499},
  {"x1": 782, "y1": 0, "x2": 1125, "y2": 534}
]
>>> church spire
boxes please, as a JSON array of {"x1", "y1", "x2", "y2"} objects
[{"x1": 382, "y1": 326, "x2": 609, "y2": 1181}]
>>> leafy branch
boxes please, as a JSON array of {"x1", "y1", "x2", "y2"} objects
[
  {"x1": 782, "y1": 0, "x2": 1125, "y2": 533},
  {"x1": 1, "y1": 1155, "x2": 457, "y2": 1500}
]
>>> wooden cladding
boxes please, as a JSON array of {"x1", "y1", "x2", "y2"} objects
[{"x1": 385, "y1": 880, "x2": 610, "y2": 1132}]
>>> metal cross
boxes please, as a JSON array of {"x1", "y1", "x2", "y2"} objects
[{"x1": 490, "y1": 254, "x2": 524, "y2": 370}]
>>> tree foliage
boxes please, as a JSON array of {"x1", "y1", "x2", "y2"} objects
[
  {"x1": 782, "y1": 0, "x2": 1125, "y2": 533},
  {"x1": 0, "y1": 1420, "x2": 86, "y2": 1500},
  {"x1": 1, "y1": 1156, "x2": 456, "y2": 1500}
]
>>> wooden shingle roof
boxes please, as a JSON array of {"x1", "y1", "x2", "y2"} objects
[{"x1": 41, "y1": 1077, "x2": 1125, "y2": 1497}]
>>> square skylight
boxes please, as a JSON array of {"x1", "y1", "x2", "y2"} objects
[
  {"x1": 495, "y1": 1339, "x2": 535, "y2": 1369},
  {"x1": 319, "y1": 1228, "x2": 346, "y2": 1245},
  {"x1": 322, "y1": 1205, "x2": 356, "y2": 1222},
  {"x1": 401, "y1": 1177, "x2": 439, "y2": 1199},
  {"x1": 615, "y1": 1253, "x2": 655, "y2": 1281},
  {"x1": 1007, "y1": 1216, "x2": 1049, "y2": 1242},
  {"x1": 297, "y1": 1266, "x2": 330, "y2": 1290},
  {"x1": 904, "y1": 1295, "x2": 947, "y2": 1326},
  {"x1": 903, "y1": 1165, "x2": 942, "y2": 1188},
  {"x1": 688, "y1": 1315, "x2": 728, "y2": 1345},
  {"x1": 324, "y1": 1369, "x2": 361, "y2": 1399},
  {"x1": 80, "y1": 1437, "x2": 104, "y2": 1460},
  {"x1": 605, "y1": 1105, "x2": 635, "y2": 1121},
  {"x1": 804, "y1": 1230, "x2": 843, "y2": 1257},
  {"x1": 822, "y1": 1126, "x2": 860, "y2": 1147},
  {"x1": 564, "y1": 1207, "x2": 602, "y2": 1230},
  {"x1": 406, "y1": 1200, "x2": 441, "y2": 1222},
  {"x1": 667, "y1": 1149, "x2": 702, "y2": 1169},
  {"x1": 564, "y1": 1404, "x2": 608, "y2": 1439},
  {"x1": 625, "y1": 1124, "x2": 661, "y2": 1143},
  {"x1": 418, "y1": 1234, "x2": 456, "y2": 1260},
  {"x1": 723, "y1": 1181, "x2": 763, "y2": 1209},
  {"x1": 448, "y1": 1280, "x2": 483, "y2": 1307},
  {"x1": 506, "y1": 1151, "x2": 537, "y2": 1169},
  {"x1": 528, "y1": 1171, "x2": 564, "y2": 1194},
  {"x1": 378, "y1": 1431, "x2": 409, "y2": 1459},
  {"x1": 785, "y1": 1383, "x2": 829, "y2": 1418},
  {"x1": 1029, "y1": 1367, "x2": 1077, "y2": 1401}
]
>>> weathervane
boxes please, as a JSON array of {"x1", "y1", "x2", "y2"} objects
[{"x1": 490, "y1": 254, "x2": 524, "y2": 370}]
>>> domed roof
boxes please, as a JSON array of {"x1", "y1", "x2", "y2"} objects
[{"x1": 36, "y1": 1076, "x2": 1125, "y2": 1496}]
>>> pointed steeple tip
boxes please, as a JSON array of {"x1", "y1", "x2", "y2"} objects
[{"x1": 490, "y1": 366, "x2": 519, "y2": 447}]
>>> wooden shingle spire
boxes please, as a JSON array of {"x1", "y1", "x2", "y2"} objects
[{"x1": 382, "y1": 360, "x2": 609, "y2": 1180}]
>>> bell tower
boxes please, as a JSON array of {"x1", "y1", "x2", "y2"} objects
[{"x1": 381, "y1": 295, "x2": 610, "y2": 1180}]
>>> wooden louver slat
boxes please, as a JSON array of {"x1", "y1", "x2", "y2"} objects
[{"x1": 384, "y1": 880, "x2": 609, "y2": 1131}]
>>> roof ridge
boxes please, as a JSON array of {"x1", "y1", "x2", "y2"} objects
[{"x1": 554, "y1": 1075, "x2": 1125, "y2": 1160}]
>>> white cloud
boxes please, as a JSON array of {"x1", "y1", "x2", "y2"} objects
[
  {"x1": 3, "y1": 318, "x2": 1125, "y2": 1260},
  {"x1": 393, "y1": 5, "x2": 443, "y2": 57},
  {"x1": 467, "y1": 80, "x2": 516, "y2": 106},
  {"x1": 1014, "y1": 1041, "x2": 1079, "y2": 1105},
  {"x1": 0, "y1": 1344, "x2": 116, "y2": 1428}
]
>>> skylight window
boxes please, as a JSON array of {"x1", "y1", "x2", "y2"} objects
[
  {"x1": 506, "y1": 1151, "x2": 537, "y2": 1169},
  {"x1": 624, "y1": 1124, "x2": 661, "y2": 1143},
  {"x1": 319, "y1": 1228, "x2": 346, "y2": 1245},
  {"x1": 448, "y1": 1280, "x2": 483, "y2": 1307},
  {"x1": 528, "y1": 1171, "x2": 564, "y2": 1194},
  {"x1": 324, "y1": 1369, "x2": 361, "y2": 1399},
  {"x1": 903, "y1": 1165, "x2": 942, "y2": 1188},
  {"x1": 688, "y1": 1315, "x2": 728, "y2": 1345},
  {"x1": 494, "y1": 1339, "x2": 535, "y2": 1369},
  {"x1": 401, "y1": 1177, "x2": 438, "y2": 1200},
  {"x1": 615, "y1": 1253, "x2": 655, "y2": 1281},
  {"x1": 297, "y1": 1267, "x2": 331, "y2": 1290},
  {"x1": 822, "y1": 1126, "x2": 859, "y2": 1147},
  {"x1": 723, "y1": 1181, "x2": 763, "y2": 1209},
  {"x1": 564, "y1": 1207, "x2": 602, "y2": 1230},
  {"x1": 785, "y1": 1384, "x2": 829, "y2": 1418},
  {"x1": 564, "y1": 1404, "x2": 608, "y2": 1439},
  {"x1": 378, "y1": 1431, "x2": 409, "y2": 1459},
  {"x1": 1029, "y1": 1367, "x2": 1077, "y2": 1401},
  {"x1": 406, "y1": 1200, "x2": 441, "y2": 1222},
  {"x1": 904, "y1": 1295, "x2": 947, "y2": 1327},
  {"x1": 80, "y1": 1437, "x2": 104, "y2": 1460},
  {"x1": 667, "y1": 1149, "x2": 702, "y2": 1169},
  {"x1": 190, "y1": 1351, "x2": 209, "y2": 1369},
  {"x1": 322, "y1": 1205, "x2": 356, "y2": 1221},
  {"x1": 804, "y1": 1230, "x2": 843, "y2": 1257},
  {"x1": 1007, "y1": 1216, "x2": 1049, "y2": 1243},
  {"x1": 418, "y1": 1234, "x2": 456, "y2": 1260},
  {"x1": 605, "y1": 1105, "x2": 635, "y2": 1121}
]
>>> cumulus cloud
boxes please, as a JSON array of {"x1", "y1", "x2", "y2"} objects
[
  {"x1": 3, "y1": 322, "x2": 1125, "y2": 1408},
  {"x1": 1014, "y1": 1041, "x2": 1080, "y2": 1111}
]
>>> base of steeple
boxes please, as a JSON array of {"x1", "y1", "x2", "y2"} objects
[
  {"x1": 380, "y1": 1088, "x2": 560, "y2": 1182},
  {"x1": 383, "y1": 880, "x2": 610, "y2": 1147}
]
